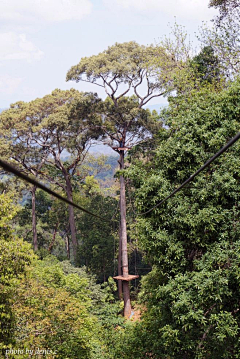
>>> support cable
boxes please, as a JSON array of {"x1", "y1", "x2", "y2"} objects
[
  {"x1": 138, "y1": 132, "x2": 240, "y2": 215},
  {"x1": 0, "y1": 159, "x2": 108, "y2": 221}
]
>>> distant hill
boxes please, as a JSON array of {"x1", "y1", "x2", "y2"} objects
[{"x1": 89, "y1": 143, "x2": 116, "y2": 155}]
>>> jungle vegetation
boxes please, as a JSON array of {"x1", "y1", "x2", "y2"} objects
[{"x1": 1, "y1": 1, "x2": 240, "y2": 357}]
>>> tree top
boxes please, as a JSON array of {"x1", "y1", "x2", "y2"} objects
[{"x1": 66, "y1": 41, "x2": 171, "y2": 107}]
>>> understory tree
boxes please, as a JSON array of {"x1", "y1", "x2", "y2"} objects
[
  {"x1": 16, "y1": 189, "x2": 70, "y2": 259},
  {"x1": 124, "y1": 78, "x2": 240, "y2": 357},
  {"x1": 15, "y1": 154, "x2": 113, "y2": 260},
  {"x1": 77, "y1": 192, "x2": 119, "y2": 282},
  {"x1": 190, "y1": 46, "x2": 221, "y2": 85}
]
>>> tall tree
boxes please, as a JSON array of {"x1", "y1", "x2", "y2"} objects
[
  {"x1": 0, "y1": 101, "x2": 51, "y2": 251},
  {"x1": 201, "y1": 1, "x2": 240, "y2": 78},
  {"x1": 67, "y1": 41, "x2": 166, "y2": 317},
  {"x1": 33, "y1": 89, "x2": 102, "y2": 261},
  {"x1": 209, "y1": 0, "x2": 239, "y2": 20},
  {"x1": 0, "y1": 89, "x2": 102, "y2": 260}
]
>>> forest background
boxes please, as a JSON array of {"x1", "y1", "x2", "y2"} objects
[{"x1": 1, "y1": 0, "x2": 240, "y2": 358}]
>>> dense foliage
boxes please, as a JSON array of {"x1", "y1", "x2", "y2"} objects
[
  {"x1": 1, "y1": 2, "x2": 240, "y2": 356},
  {"x1": 124, "y1": 79, "x2": 240, "y2": 358},
  {"x1": 11, "y1": 256, "x2": 123, "y2": 359},
  {"x1": 0, "y1": 199, "x2": 125, "y2": 358},
  {"x1": 0, "y1": 194, "x2": 36, "y2": 354}
]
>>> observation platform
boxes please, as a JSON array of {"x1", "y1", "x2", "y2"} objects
[
  {"x1": 112, "y1": 147, "x2": 131, "y2": 151},
  {"x1": 113, "y1": 274, "x2": 139, "y2": 281}
]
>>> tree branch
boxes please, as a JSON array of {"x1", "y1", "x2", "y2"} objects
[
  {"x1": 140, "y1": 90, "x2": 167, "y2": 107},
  {"x1": 78, "y1": 77, "x2": 105, "y2": 88},
  {"x1": 115, "y1": 81, "x2": 132, "y2": 101},
  {"x1": 197, "y1": 325, "x2": 214, "y2": 350}
]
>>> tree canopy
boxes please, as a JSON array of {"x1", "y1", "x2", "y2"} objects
[
  {"x1": 66, "y1": 41, "x2": 178, "y2": 107},
  {"x1": 123, "y1": 78, "x2": 240, "y2": 358}
]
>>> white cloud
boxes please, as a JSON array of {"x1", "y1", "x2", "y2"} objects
[
  {"x1": 0, "y1": 32, "x2": 44, "y2": 62},
  {"x1": 0, "y1": 75, "x2": 23, "y2": 95},
  {"x1": 0, "y1": 0, "x2": 93, "y2": 23},
  {"x1": 103, "y1": 0, "x2": 217, "y2": 21}
]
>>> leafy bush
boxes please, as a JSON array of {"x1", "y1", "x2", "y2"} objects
[{"x1": 0, "y1": 194, "x2": 35, "y2": 354}]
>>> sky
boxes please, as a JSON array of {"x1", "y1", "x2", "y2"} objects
[{"x1": 0, "y1": 0, "x2": 218, "y2": 109}]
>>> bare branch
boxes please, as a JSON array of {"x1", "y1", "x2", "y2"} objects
[
  {"x1": 140, "y1": 90, "x2": 167, "y2": 107},
  {"x1": 133, "y1": 70, "x2": 145, "y2": 100},
  {"x1": 115, "y1": 81, "x2": 132, "y2": 101},
  {"x1": 77, "y1": 77, "x2": 105, "y2": 88}
]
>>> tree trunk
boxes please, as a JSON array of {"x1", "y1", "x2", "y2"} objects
[
  {"x1": 64, "y1": 171, "x2": 78, "y2": 262},
  {"x1": 31, "y1": 185, "x2": 38, "y2": 251},
  {"x1": 118, "y1": 223, "x2": 123, "y2": 299},
  {"x1": 66, "y1": 234, "x2": 70, "y2": 260},
  {"x1": 119, "y1": 150, "x2": 131, "y2": 318},
  {"x1": 48, "y1": 221, "x2": 59, "y2": 253}
]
